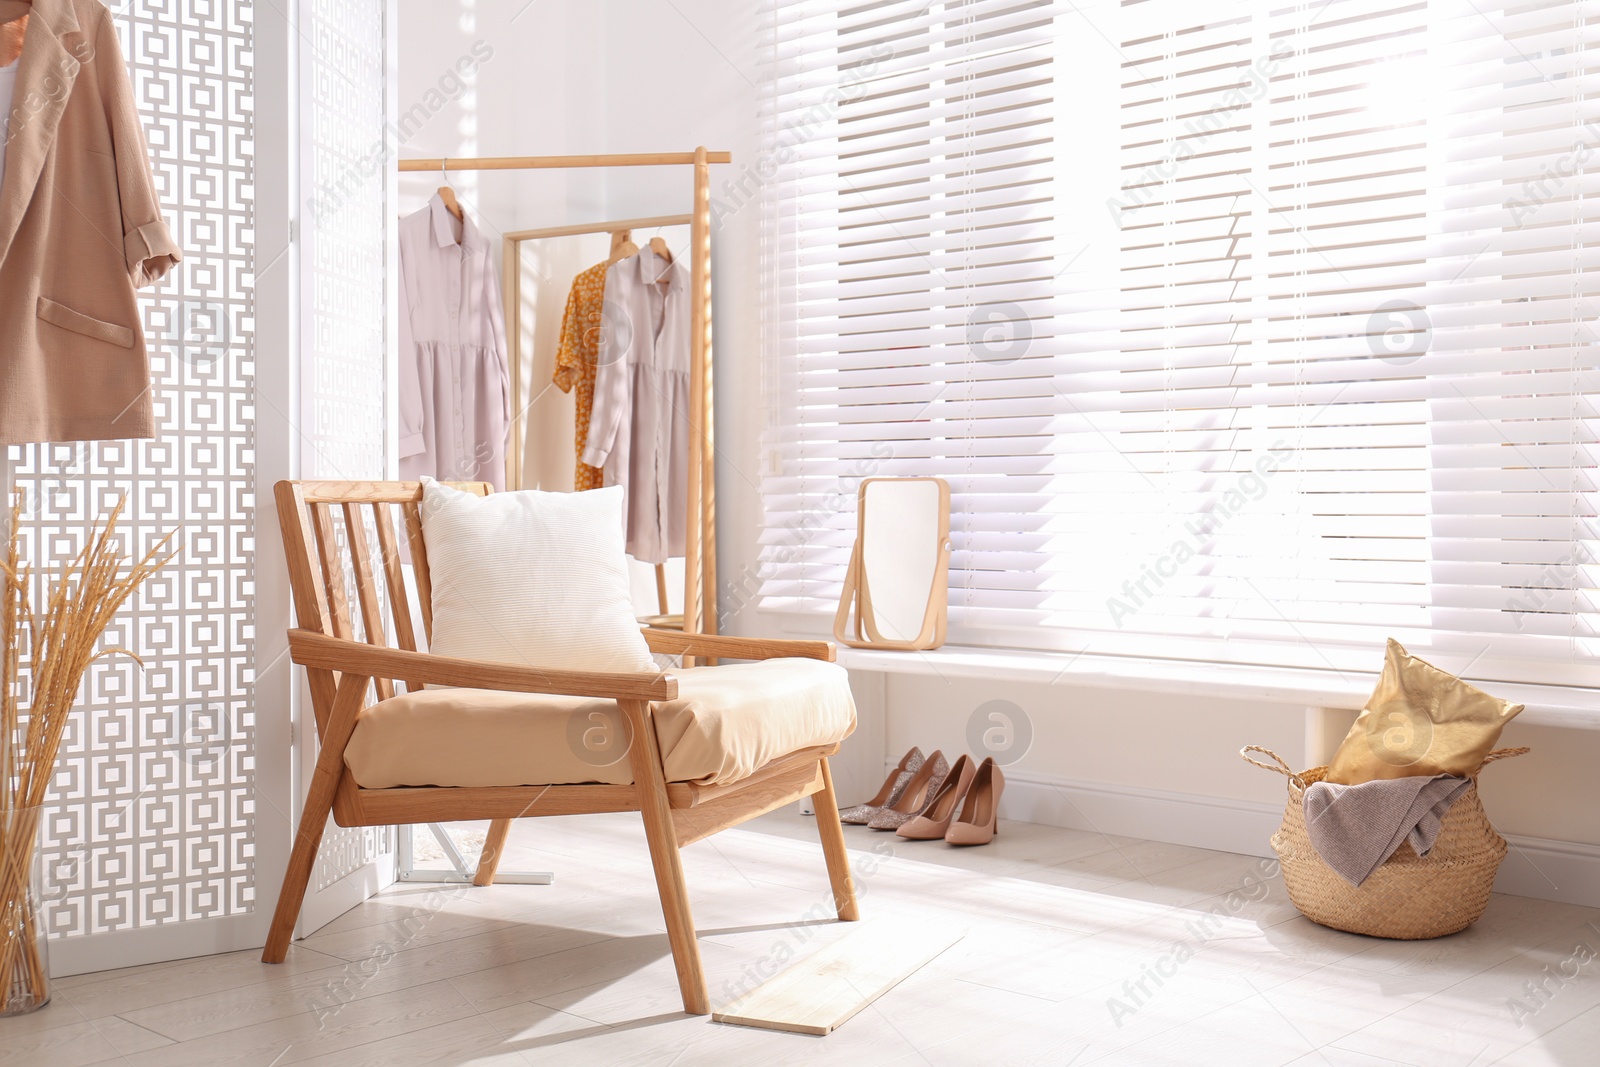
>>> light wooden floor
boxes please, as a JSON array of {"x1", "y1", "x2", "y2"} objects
[{"x1": 6, "y1": 810, "x2": 1599, "y2": 1066}]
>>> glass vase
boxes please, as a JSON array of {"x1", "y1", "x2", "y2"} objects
[{"x1": 0, "y1": 806, "x2": 50, "y2": 1016}]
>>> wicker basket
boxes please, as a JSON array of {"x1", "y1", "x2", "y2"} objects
[{"x1": 1241, "y1": 745, "x2": 1528, "y2": 940}]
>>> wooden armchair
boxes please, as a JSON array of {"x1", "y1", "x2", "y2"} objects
[{"x1": 262, "y1": 480, "x2": 859, "y2": 1015}]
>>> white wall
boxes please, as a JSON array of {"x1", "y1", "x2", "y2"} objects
[
  {"x1": 396, "y1": 0, "x2": 608, "y2": 229},
  {"x1": 399, "y1": 0, "x2": 1600, "y2": 906}
]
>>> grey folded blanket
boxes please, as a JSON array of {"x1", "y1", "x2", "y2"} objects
[{"x1": 1303, "y1": 774, "x2": 1473, "y2": 887}]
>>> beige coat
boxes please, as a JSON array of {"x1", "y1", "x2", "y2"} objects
[{"x1": 0, "y1": 0, "x2": 180, "y2": 444}]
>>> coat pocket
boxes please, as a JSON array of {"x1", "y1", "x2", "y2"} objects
[{"x1": 37, "y1": 296, "x2": 136, "y2": 349}]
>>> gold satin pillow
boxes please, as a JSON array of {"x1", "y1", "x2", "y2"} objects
[{"x1": 1324, "y1": 638, "x2": 1523, "y2": 785}]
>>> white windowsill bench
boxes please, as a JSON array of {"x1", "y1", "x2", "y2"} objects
[{"x1": 834, "y1": 644, "x2": 1600, "y2": 731}]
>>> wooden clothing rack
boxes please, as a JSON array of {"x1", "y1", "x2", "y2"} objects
[{"x1": 397, "y1": 149, "x2": 729, "y2": 641}]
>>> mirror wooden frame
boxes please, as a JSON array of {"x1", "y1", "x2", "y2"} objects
[{"x1": 832, "y1": 477, "x2": 951, "y2": 651}]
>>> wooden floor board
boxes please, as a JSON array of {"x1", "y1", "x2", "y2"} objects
[{"x1": 713, "y1": 921, "x2": 962, "y2": 1035}]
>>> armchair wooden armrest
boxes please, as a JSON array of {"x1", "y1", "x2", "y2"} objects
[
  {"x1": 642, "y1": 629, "x2": 835, "y2": 663},
  {"x1": 288, "y1": 629, "x2": 679, "y2": 700}
]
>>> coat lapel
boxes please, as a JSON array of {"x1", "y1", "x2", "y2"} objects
[{"x1": 0, "y1": 0, "x2": 83, "y2": 269}]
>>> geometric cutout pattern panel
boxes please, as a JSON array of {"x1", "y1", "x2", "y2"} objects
[
  {"x1": 10, "y1": 0, "x2": 257, "y2": 938},
  {"x1": 303, "y1": 0, "x2": 388, "y2": 483},
  {"x1": 302, "y1": 0, "x2": 395, "y2": 888}
]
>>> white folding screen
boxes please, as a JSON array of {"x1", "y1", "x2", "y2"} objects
[
  {"x1": 9, "y1": 0, "x2": 267, "y2": 970},
  {"x1": 296, "y1": 0, "x2": 397, "y2": 929},
  {"x1": 0, "y1": 0, "x2": 391, "y2": 972},
  {"x1": 759, "y1": 0, "x2": 1600, "y2": 686},
  {"x1": 303, "y1": 0, "x2": 390, "y2": 483}
]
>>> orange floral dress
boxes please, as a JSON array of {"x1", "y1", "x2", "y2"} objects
[{"x1": 552, "y1": 261, "x2": 608, "y2": 491}]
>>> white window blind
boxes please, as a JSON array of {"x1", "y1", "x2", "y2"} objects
[
  {"x1": 756, "y1": 0, "x2": 1070, "y2": 638},
  {"x1": 758, "y1": 0, "x2": 1600, "y2": 686}
]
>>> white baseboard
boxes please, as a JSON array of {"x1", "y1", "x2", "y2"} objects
[
  {"x1": 998, "y1": 771, "x2": 1281, "y2": 859},
  {"x1": 1497, "y1": 834, "x2": 1600, "y2": 909},
  {"x1": 917, "y1": 763, "x2": 1600, "y2": 910},
  {"x1": 49, "y1": 912, "x2": 270, "y2": 978}
]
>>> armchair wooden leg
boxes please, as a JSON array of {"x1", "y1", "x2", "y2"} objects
[
  {"x1": 620, "y1": 699, "x2": 709, "y2": 1015},
  {"x1": 811, "y1": 758, "x2": 860, "y2": 921},
  {"x1": 473, "y1": 819, "x2": 513, "y2": 887},
  {"x1": 264, "y1": 673, "x2": 370, "y2": 963}
]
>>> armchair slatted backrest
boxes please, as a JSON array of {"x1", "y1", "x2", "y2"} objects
[{"x1": 273, "y1": 480, "x2": 492, "y2": 729}]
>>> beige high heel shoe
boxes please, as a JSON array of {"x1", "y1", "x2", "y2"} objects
[
  {"x1": 867, "y1": 750, "x2": 949, "y2": 831},
  {"x1": 839, "y1": 747, "x2": 924, "y2": 825},
  {"x1": 896, "y1": 754, "x2": 976, "y2": 840},
  {"x1": 945, "y1": 757, "x2": 1004, "y2": 846}
]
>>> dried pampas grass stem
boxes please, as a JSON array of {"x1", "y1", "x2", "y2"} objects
[{"x1": 1, "y1": 492, "x2": 176, "y2": 1011}]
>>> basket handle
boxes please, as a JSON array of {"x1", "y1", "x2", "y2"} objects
[
  {"x1": 1241, "y1": 746, "x2": 1296, "y2": 777},
  {"x1": 1480, "y1": 746, "x2": 1530, "y2": 768}
]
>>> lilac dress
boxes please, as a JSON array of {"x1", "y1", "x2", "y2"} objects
[
  {"x1": 398, "y1": 195, "x2": 509, "y2": 490},
  {"x1": 582, "y1": 249, "x2": 690, "y2": 565}
]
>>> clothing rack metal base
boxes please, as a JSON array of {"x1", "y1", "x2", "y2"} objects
[{"x1": 396, "y1": 823, "x2": 554, "y2": 886}]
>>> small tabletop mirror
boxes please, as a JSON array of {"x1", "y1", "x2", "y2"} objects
[{"x1": 833, "y1": 477, "x2": 950, "y2": 650}]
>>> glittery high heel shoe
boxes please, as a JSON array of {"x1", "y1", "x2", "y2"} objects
[
  {"x1": 839, "y1": 747, "x2": 924, "y2": 825},
  {"x1": 867, "y1": 750, "x2": 950, "y2": 831}
]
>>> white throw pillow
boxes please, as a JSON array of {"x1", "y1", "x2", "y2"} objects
[{"x1": 418, "y1": 478, "x2": 656, "y2": 675}]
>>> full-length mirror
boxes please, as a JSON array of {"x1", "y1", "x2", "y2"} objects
[
  {"x1": 834, "y1": 477, "x2": 951, "y2": 650},
  {"x1": 507, "y1": 221, "x2": 692, "y2": 621}
]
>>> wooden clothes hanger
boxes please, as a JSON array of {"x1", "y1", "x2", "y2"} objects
[
  {"x1": 436, "y1": 159, "x2": 464, "y2": 224},
  {"x1": 605, "y1": 228, "x2": 666, "y2": 268},
  {"x1": 645, "y1": 232, "x2": 674, "y2": 294},
  {"x1": 607, "y1": 228, "x2": 638, "y2": 265},
  {"x1": 437, "y1": 186, "x2": 464, "y2": 222}
]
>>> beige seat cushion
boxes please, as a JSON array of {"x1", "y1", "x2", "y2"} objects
[{"x1": 344, "y1": 658, "x2": 856, "y2": 788}]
